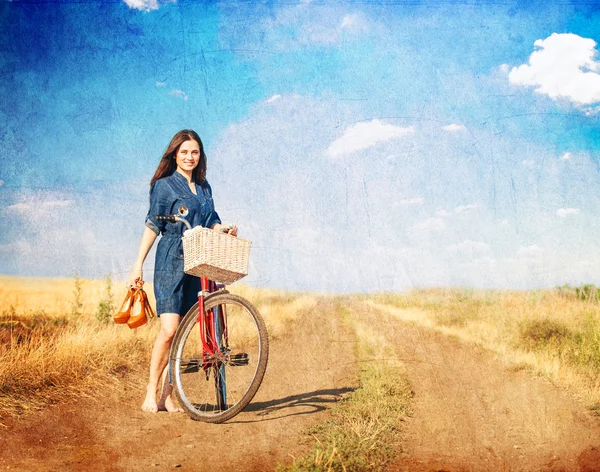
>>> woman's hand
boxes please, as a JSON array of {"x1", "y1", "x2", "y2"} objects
[
  {"x1": 126, "y1": 268, "x2": 143, "y2": 288},
  {"x1": 213, "y1": 223, "x2": 238, "y2": 236}
]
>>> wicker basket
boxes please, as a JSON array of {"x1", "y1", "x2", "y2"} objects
[{"x1": 182, "y1": 227, "x2": 251, "y2": 285}]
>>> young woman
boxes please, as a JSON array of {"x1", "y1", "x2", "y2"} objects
[{"x1": 127, "y1": 129, "x2": 237, "y2": 413}]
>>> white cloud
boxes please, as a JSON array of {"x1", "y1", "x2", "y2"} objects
[
  {"x1": 560, "y1": 152, "x2": 572, "y2": 161},
  {"x1": 442, "y1": 123, "x2": 466, "y2": 132},
  {"x1": 435, "y1": 209, "x2": 453, "y2": 218},
  {"x1": 509, "y1": 33, "x2": 600, "y2": 106},
  {"x1": 517, "y1": 244, "x2": 545, "y2": 260},
  {"x1": 557, "y1": 208, "x2": 580, "y2": 218},
  {"x1": 266, "y1": 94, "x2": 282, "y2": 103},
  {"x1": 454, "y1": 203, "x2": 480, "y2": 214},
  {"x1": 6, "y1": 203, "x2": 30, "y2": 214},
  {"x1": 326, "y1": 119, "x2": 414, "y2": 158},
  {"x1": 394, "y1": 197, "x2": 424, "y2": 208},
  {"x1": 414, "y1": 217, "x2": 445, "y2": 232},
  {"x1": 500, "y1": 219, "x2": 509, "y2": 226},
  {"x1": 156, "y1": 81, "x2": 167, "y2": 87},
  {"x1": 434, "y1": 204, "x2": 479, "y2": 219},
  {"x1": 123, "y1": 0, "x2": 160, "y2": 11},
  {"x1": 340, "y1": 13, "x2": 368, "y2": 33},
  {"x1": 169, "y1": 89, "x2": 189, "y2": 101},
  {"x1": 522, "y1": 159, "x2": 535, "y2": 169},
  {"x1": 0, "y1": 180, "x2": 4, "y2": 187},
  {"x1": 447, "y1": 240, "x2": 491, "y2": 258},
  {"x1": 6, "y1": 199, "x2": 73, "y2": 215}
]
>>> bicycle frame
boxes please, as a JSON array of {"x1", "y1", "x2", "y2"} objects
[
  {"x1": 197, "y1": 278, "x2": 224, "y2": 358},
  {"x1": 167, "y1": 281, "x2": 226, "y2": 377}
]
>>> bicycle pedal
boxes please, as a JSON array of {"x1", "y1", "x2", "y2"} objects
[{"x1": 229, "y1": 353, "x2": 249, "y2": 366}]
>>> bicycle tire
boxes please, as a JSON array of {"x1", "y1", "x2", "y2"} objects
[{"x1": 170, "y1": 292, "x2": 269, "y2": 423}]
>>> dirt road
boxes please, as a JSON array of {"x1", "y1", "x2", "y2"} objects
[{"x1": 2, "y1": 300, "x2": 600, "y2": 471}]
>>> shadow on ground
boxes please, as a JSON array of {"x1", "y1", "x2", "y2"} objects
[{"x1": 232, "y1": 386, "x2": 355, "y2": 423}]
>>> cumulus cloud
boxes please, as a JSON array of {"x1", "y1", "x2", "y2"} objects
[
  {"x1": 394, "y1": 197, "x2": 424, "y2": 208},
  {"x1": 557, "y1": 208, "x2": 580, "y2": 217},
  {"x1": 6, "y1": 199, "x2": 73, "y2": 215},
  {"x1": 169, "y1": 89, "x2": 188, "y2": 101},
  {"x1": 6, "y1": 203, "x2": 30, "y2": 214},
  {"x1": 447, "y1": 240, "x2": 491, "y2": 258},
  {"x1": 454, "y1": 203, "x2": 480, "y2": 214},
  {"x1": 517, "y1": 244, "x2": 544, "y2": 260},
  {"x1": 560, "y1": 152, "x2": 572, "y2": 161},
  {"x1": 509, "y1": 33, "x2": 600, "y2": 106},
  {"x1": 414, "y1": 217, "x2": 445, "y2": 232},
  {"x1": 266, "y1": 94, "x2": 282, "y2": 103},
  {"x1": 123, "y1": 0, "x2": 160, "y2": 11},
  {"x1": 522, "y1": 159, "x2": 535, "y2": 169},
  {"x1": 442, "y1": 123, "x2": 466, "y2": 132},
  {"x1": 326, "y1": 119, "x2": 414, "y2": 158},
  {"x1": 340, "y1": 13, "x2": 368, "y2": 33},
  {"x1": 436, "y1": 204, "x2": 480, "y2": 216}
]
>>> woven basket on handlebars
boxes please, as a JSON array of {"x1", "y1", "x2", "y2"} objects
[{"x1": 182, "y1": 227, "x2": 251, "y2": 285}]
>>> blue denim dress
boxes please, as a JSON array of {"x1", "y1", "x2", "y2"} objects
[{"x1": 145, "y1": 171, "x2": 221, "y2": 316}]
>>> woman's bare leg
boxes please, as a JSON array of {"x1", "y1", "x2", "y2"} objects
[
  {"x1": 157, "y1": 366, "x2": 183, "y2": 412},
  {"x1": 142, "y1": 313, "x2": 182, "y2": 413}
]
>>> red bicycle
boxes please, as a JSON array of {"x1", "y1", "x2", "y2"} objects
[{"x1": 156, "y1": 210, "x2": 269, "y2": 423}]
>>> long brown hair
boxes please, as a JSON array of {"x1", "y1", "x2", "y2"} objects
[{"x1": 150, "y1": 130, "x2": 207, "y2": 187}]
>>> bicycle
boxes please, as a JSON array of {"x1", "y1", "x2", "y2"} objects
[{"x1": 156, "y1": 208, "x2": 269, "y2": 423}]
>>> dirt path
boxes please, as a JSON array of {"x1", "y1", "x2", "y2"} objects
[
  {"x1": 0, "y1": 299, "x2": 357, "y2": 471},
  {"x1": 366, "y1": 302, "x2": 600, "y2": 472},
  {"x1": 3, "y1": 300, "x2": 600, "y2": 471}
]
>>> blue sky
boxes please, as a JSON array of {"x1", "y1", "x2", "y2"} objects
[{"x1": 2, "y1": 0, "x2": 600, "y2": 292}]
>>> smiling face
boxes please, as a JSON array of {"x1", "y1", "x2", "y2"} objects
[{"x1": 175, "y1": 139, "x2": 201, "y2": 176}]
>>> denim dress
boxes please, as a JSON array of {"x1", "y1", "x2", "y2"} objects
[{"x1": 145, "y1": 171, "x2": 221, "y2": 316}]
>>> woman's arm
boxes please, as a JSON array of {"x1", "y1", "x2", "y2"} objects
[{"x1": 126, "y1": 226, "x2": 158, "y2": 286}]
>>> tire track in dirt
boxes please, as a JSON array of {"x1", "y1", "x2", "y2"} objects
[
  {"x1": 365, "y1": 302, "x2": 600, "y2": 472},
  {"x1": 0, "y1": 298, "x2": 356, "y2": 471}
]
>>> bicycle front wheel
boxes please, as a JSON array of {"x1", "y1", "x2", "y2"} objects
[{"x1": 171, "y1": 292, "x2": 269, "y2": 423}]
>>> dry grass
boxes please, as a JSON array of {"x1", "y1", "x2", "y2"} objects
[
  {"x1": 229, "y1": 284, "x2": 318, "y2": 339},
  {"x1": 367, "y1": 288, "x2": 600, "y2": 405},
  {"x1": 0, "y1": 320, "x2": 158, "y2": 419},
  {"x1": 0, "y1": 274, "x2": 156, "y2": 318},
  {"x1": 0, "y1": 276, "x2": 310, "y2": 422}
]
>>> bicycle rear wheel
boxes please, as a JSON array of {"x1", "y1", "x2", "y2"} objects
[{"x1": 171, "y1": 292, "x2": 269, "y2": 423}]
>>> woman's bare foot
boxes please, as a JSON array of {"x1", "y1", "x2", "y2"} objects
[
  {"x1": 158, "y1": 394, "x2": 184, "y2": 413},
  {"x1": 142, "y1": 385, "x2": 158, "y2": 413}
]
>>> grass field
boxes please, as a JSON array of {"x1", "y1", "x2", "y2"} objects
[
  {"x1": 3, "y1": 276, "x2": 600, "y2": 470},
  {"x1": 0, "y1": 275, "x2": 310, "y2": 420},
  {"x1": 366, "y1": 288, "x2": 600, "y2": 407}
]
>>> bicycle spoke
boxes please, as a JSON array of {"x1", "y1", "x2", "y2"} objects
[{"x1": 172, "y1": 293, "x2": 268, "y2": 422}]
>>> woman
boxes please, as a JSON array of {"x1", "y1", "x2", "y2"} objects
[{"x1": 127, "y1": 129, "x2": 237, "y2": 413}]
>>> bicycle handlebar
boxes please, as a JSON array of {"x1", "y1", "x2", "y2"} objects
[{"x1": 155, "y1": 206, "x2": 192, "y2": 231}]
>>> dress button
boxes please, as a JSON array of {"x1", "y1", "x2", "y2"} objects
[{"x1": 202, "y1": 212, "x2": 205, "y2": 216}]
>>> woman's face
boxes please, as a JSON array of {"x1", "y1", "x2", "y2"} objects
[{"x1": 175, "y1": 139, "x2": 200, "y2": 174}]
